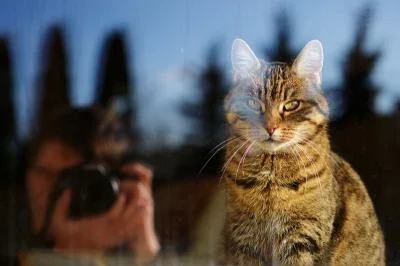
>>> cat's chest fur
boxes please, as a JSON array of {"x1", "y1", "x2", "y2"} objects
[
  {"x1": 225, "y1": 166, "x2": 301, "y2": 251},
  {"x1": 223, "y1": 150, "x2": 336, "y2": 261},
  {"x1": 227, "y1": 183, "x2": 290, "y2": 237}
]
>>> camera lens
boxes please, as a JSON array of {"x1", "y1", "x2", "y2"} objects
[{"x1": 68, "y1": 167, "x2": 119, "y2": 219}]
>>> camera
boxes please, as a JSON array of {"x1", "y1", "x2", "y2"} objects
[
  {"x1": 56, "y1": 163, "x2": 137, "y2": 219},
  {"x1": 32, "y1": 163, "x2": 138, "y2": 248},
  {"x1": 44, "y1": 163, "x2": 137, "y2": 224}
]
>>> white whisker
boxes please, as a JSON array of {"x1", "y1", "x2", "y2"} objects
[
  {"x1": 205, "y1": 136, "x2": 239, "y2": 159},
  {"x1": 219, "y1": 139, "x2": 251, "y2": 186},
  {"x1": 235, "y1": 140, "x2": 256, "y2": 181},
  {"x1": 198, "y1": 137, "x2": 241, "y2": 177}
]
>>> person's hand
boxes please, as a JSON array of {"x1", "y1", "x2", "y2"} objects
[
  {"x1": 120, "y1": 163, "x2": 160, "y2": 262},
  {"x1": 48, "y1": 162, "x2": 160, "y2": 262},
  {"x1": 26, "y1": 140, "x2": 84, "y2": 232},
  {"x1": 49, "y1": 190, "x2": 140, "y2": 253}
]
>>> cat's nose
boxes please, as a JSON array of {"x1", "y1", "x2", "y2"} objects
[{"x1": 266, "y1": 123, "x2": 278, "y2": 135}]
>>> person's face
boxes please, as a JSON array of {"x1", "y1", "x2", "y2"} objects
[{"x1": 26, "y1": 139, "x2": 84, "y2": 231}]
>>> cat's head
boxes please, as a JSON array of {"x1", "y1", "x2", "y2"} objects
[{"x1": 225, "y1": 39, "x2": 329, "y2": 153}]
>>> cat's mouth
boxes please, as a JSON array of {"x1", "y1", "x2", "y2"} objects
[{"x1": 263, "y1": 137, "x2": 280, "y2": 143}]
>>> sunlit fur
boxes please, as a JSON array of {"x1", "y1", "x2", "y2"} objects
[{"x1": 220, "y1": 61, "x2": 385, "y2": 265}]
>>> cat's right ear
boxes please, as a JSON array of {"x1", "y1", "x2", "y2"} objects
[
  {"x1": 231, "y1": 39, "x2": 261, "y2": 82},
  {"x1": 293, "y1": 40, "x2": 323, "y2": 86}
]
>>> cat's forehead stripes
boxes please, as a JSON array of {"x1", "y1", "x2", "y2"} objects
[{"x1": 262, "y1": 63, "x2": 292, "y2": 102}]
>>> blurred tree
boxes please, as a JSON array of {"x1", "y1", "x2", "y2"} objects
[
  {"x1": 337, "y1": 4, "x2": 381, "y2": 122},
  {"x1": 395, "y1": 100, "x2": 400, "y2": 117},
  {"x1": 35, "y1": 25, "x2": 71, "y2": 131},
  {"x1": 95, "y1": 31, "x2": 137, "y2": 143},
  {"x1": 0, "y1": 38, "x2": 17, "y2": 187},
  {"x1": 264, "y1": 8, "x2": 297, "y2": 63},
  {"x1": 180, "y1": 43, "x2": 228, "y2": 172}
]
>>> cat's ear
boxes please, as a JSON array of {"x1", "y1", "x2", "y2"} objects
[
  {"x1": 231, "y1": 39, "x2": 261, "y2": 81},
  {"x1": 293, "y1": 40, "x2": 323, "y2": 85}
]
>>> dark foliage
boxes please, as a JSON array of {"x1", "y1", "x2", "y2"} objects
[
  {"x1": 35, "y1": 25, "x2": 71, "y2": 132},
  {"x1": 264, "y1": 8, "x2": 297, "y2": 63},
  {"x1": 336, "y1": 4, "x2": 381, "y2": 122},
  {"x1": 95, "y1": 31, "x2": 138, "y2": 144},
  {"x1": 180, "y1": 43, "x2": 229, "y2": 173},
  {"x1": 0, "y1": 38, "x2": 17, "y2": 187}
]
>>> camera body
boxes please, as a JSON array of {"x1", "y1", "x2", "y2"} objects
[
  {"x1": 48, "y1": 163, "x2": 136, "y2": 219},
  {"x1": 31, "y1": 162, "x2": 140, "y2": 249}
]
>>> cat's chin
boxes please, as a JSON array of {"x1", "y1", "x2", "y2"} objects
[{"x1": 256, "y1": 140, "x2": 287, "y2": 154}]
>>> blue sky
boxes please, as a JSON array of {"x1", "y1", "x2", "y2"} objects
[{"x1": 0, "y1": 0, "x2": 399, "y2": 147}]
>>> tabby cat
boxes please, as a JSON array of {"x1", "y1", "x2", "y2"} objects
[{"x1": 220, "y1": 39, "x2": 385, "y2": 265}]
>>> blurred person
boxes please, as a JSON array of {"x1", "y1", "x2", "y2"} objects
[{"x1": 23, "y1": 106, "x2": 159, "y2": 263}]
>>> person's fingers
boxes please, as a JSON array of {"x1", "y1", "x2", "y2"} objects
[
  {"x1": 121, "y1": 198, "x2": 141, "y2": 224},
  {"x1": 120, "y1": 179, "x2": 139, "y2": 200},
  {"x1": 136, "y1": 183, "x2": 153, "y2": 208},
  {"x1": 26, "y1": 168, "x2": 56, "y2": 231},
  {"x1": 132, "y1": 183, "x2": 154, "y2": 220},
  {"x1": 120, "y1": 182, "x2": 155, "y2": 241},
  {"x1": 123, "y1": 182, "x2": 153, "y2": 210},
  {"x1": 122, "y1": 183, "x2": 148, "y2": 223},
  {"x1": 52, "y1": 189, "x2": 72, "y2": 225},
  {"x1": 120, "y1": 203, "x2": 142, "y2": 240},
  {"x1": 105, "y1": 194, "x2": 126, "y2": 223},
  {"x1": 121, "y1": 163, "x2": 153, "y2": 186}
]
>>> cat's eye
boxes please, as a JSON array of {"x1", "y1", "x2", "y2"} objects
[
  {"x1": 283, "y1": 100, "x2": 300, "y2": 111},
  {"x1": 247, "y1": 99, "x2": 261, "y2": 111}
]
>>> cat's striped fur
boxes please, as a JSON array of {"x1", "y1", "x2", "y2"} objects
[{"x1": 220, "y1": 39, "x2": 385, "y2": 265}]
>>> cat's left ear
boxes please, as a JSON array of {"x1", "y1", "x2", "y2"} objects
[
  {"x1": 231, "y1": 39, "x2": 261, "y2": 82},
  {"x1": 293, "y1": 40, "x2": 323, "y2": 86}
]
